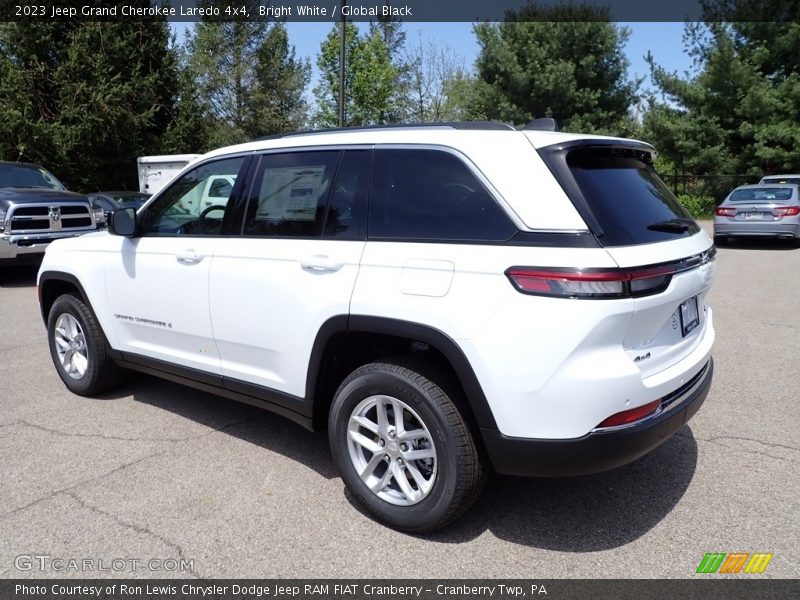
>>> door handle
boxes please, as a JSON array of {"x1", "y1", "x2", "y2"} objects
[
  {"x1": 176, "y1": 249, "x2": 204, "y2": 264},
  {"x1": 299, "y1": 255, "x2": 344, "y2": 273}
]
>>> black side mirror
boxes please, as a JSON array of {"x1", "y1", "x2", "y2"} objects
[{"x1": 108, "y1": 208, "x2": 137, "y2": 237}]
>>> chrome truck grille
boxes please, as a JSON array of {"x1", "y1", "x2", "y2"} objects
[{"x1": 7, "y1": 202, "x2": 94, "y2": 233}]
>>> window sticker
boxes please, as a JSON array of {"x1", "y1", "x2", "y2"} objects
[{"x1": 257, "y1": 166, "x2": 327, "y2": 221}]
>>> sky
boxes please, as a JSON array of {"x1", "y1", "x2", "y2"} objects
[{"x1": 173, "y1": 21, "x2": 697, "y2": 96}]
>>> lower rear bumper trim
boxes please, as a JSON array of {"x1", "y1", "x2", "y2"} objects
[{"x1": 482, "y1": 357, "x2": 714, "y2": 477}]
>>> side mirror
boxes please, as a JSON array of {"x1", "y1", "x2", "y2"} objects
[{"x1": 108, "y1": 208, "x2": 137, "y2": 237}]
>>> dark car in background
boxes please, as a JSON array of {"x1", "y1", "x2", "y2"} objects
[
  {"x1": 0, "y1": 162, "x2": 100, "y2": 265},
  {"x1": 714, "y1": 184, "x2": 800, "y2": 244},
  {"x1": 92, "y1": 191, "x2": 150, "y2": 210}
]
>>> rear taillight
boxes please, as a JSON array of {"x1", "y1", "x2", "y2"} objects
[
  {"x1": 506, "y1": 265, "x2": 675, "y2": 299},
  {"x1": 774, "y1": 206, "x2": 800, "y2": 217},
  {"x1": 596, "y1": 399, "x2": 662, "y2": 429},
  {"x1": 715, "y1": 207, "x2": 736, "y2": 217}
]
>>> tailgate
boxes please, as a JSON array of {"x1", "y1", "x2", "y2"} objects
[
  {"x1": 536, "y1": 138, "x2": 717, "y2": 378},
  {"x1": 604, "y1": 233, "x2": 716, "y2": 377}
]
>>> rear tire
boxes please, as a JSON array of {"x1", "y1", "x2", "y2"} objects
[
  {"x1": 329, "y1": 359, "x2": 486, "y2": 532},
  {"x1": 47, "y1": 294, "x2": 124, "y2": 396},
  {"x1": 713, "y1": 234, "x2": 726, "y2": 245}
]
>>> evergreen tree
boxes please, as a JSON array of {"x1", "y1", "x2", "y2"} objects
[
  {"x1": 0, "y1": 13, "x2": 179, "y2": 191},
  {"x1": 644, "y1": 2, "x2": 800, "y2": 198},
  {"x1": 472, "y1": 5, "x2": 639, "y2": 134},
  {"x1": 184, "y1": 6, "x2": 309, "y2": 146}
]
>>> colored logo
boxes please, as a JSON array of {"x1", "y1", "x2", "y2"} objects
[{"x1": 696, "y1": 552, "x2": 773, "y2": 574}]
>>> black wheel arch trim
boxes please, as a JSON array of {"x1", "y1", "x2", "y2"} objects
[
  {"x1": 38, "y1": 271, "x2": 94, "y2": 324},
  {"x1": 306, "y1": 315, "x2": 498, "y2": 430}
]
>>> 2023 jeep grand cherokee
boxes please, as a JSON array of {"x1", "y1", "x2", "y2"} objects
[{"x1": 37, "y1": 123, "x2": 715, "y2": 531}]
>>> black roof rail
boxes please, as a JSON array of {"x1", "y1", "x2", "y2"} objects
[
  {"x1": 255, "y1": 121, "x2": 516, "y2": 141},
  {"x1": 523, "y1": 118, "x2": 559, "y2": 132}
]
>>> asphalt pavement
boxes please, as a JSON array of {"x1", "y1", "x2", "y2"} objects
[{"x1": 1, "y1": 223, "x2": 798, "y2": 579}]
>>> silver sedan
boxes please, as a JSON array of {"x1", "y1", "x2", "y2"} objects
[{"x1": 714, "y1": 184, "x2": 800, "y2": 244}]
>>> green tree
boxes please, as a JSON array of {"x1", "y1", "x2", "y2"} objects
[
  {"x1": 313, "y1": 23, "x2": 400, "y2": 128},
  {"x1": 644, "y1": 4, "x2": 800, "y2": 199},
  {"x1": 472, "y1": 5, "x2": 639, "y2": 134},
  {"x1": 184, "y1": 10, "x2": 309, "y2": 146},
  {"x1": 404, "y1": 34, "x2": 477, "y2": 122},
  {"x1": 0, "y1": 13, "x2": 179, "y2": 191}
]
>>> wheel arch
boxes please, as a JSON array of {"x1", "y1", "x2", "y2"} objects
[
  {"x1": 307, "y1": 315, "x2": 498, "y2": 433},
  {"x1": 38, "y1": 271, "x2": 91, "y2": 325}
]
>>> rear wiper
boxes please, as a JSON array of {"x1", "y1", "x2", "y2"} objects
[{"x1": 646, "y1": 218, "x2": 694, "y2": 233}]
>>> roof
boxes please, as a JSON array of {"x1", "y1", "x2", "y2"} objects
[{"x1": 202, "y1": 124, "x2": 649, "y2": 162}]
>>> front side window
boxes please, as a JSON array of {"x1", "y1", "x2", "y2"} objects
[
  {"x1": 140, "y1": 157, "x2": 246, "y2": 236},
  {"x1": 243, "y1": 151, "x2": 341, "y2": 237},
  {"x1": 369, "y1": 149, "x2": 516, "y2": 241}
]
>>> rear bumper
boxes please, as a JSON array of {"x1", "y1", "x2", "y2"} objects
[
  {"x1": 482, "y1": 357, "x2": 713, "y2": 477},
  {"x1": 714, "y1": 221, "x2": 800, "y2": 238}
]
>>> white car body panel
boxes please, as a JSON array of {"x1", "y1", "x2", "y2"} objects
[
  {"x1": 38, "y1": 126, "x2": 715, "y2": 447},
  {"x1": 209, "y1": 238, "x2": 365, "y2": 397}
]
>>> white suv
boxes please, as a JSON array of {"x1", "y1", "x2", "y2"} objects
[{"x1": 37, "y1": 123, "x2": 715, "y2": 531}]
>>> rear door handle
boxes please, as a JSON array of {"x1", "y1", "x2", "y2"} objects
[
  {"x1": 299, "y1": 255, "x2": 344, "y2": 273},
  {"x1": 176, "y1": 249, "x2": 204, "y2": 264}
]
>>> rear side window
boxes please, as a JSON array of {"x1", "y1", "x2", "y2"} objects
[
  {"x1": 557, "y1": 147, "x2": 699, "y2": 246},
  {"x1": 369, "y1": 149, "x2": 516, "y2": 242},
  {"x1": 730, "y1": 187, "x2": 794, "y2": 201}
]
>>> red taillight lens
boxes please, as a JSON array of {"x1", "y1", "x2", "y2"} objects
[
  {"x1": 596, "y1": 399, "x2": 662, "y2": 428},
  {"x1": 506, "y1": 265, "x2": 675, "y2": 299},
  {"x1": 715, "y1": 207, "x2": 736, "y2": 217},
  {"x1": 774, "y1": 206, "x2": 800, "y2": 217}
]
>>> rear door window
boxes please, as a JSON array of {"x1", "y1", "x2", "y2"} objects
[{"x1": 545, "y1": 146, "x2": 700, "y2": 246}]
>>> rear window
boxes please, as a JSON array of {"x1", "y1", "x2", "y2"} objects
[
  {"x1": 563, "y1": 148, "x2": 699, "y2": 246},
  {"x1": 730, "y1": 187, "x2": 794, "y2": 201}
]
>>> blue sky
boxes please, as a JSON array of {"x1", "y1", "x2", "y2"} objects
[{"x1": 173, "y1": 21, "x2": 696, "y2": 95}]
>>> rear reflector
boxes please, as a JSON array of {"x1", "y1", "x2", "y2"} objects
[
  {"x1": 774, "y1": 206, "x2": 800, "y2": 217},
  {"x1": 596, "y1": 399, "x2": 662, "y2": 428},
  {"x1": 715, "y1": 207, "x2": 736, "y2": 217}
]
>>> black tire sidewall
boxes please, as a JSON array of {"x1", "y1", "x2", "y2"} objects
[
  {"x1": 47, "y1": 295, "x2": 102, "y2": 395},
  {"x1": 329, "y1": 367, "x2": 463, "y2": 532}
]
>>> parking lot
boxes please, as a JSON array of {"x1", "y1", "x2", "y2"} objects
[{"x1": 1, "y1": 223, "x2": 798, "y2": 579}]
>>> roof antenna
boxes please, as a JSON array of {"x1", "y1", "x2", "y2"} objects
[{"x1": 523, "y1": 118, "x2": 558, "y2": 132}]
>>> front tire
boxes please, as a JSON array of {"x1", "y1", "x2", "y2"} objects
[
  {"x1": 329, "y1": 359, "x2": 485, "y2": 532},
  {"x1": 47, "y1": 294, "x2": 123, "y2": 396}
]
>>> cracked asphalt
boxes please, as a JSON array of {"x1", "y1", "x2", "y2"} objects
[{"x1": 1, "y1": 223, "x2": 798, "y2": 579}]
